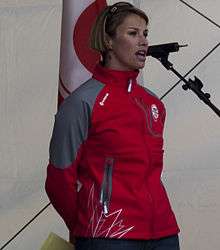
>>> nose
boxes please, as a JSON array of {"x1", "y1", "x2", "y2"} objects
[{"x1": 139, "y1": 35, "x2": 148, "y2": 47}]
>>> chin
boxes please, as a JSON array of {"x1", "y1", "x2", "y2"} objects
[
  {"x1": 139, "y1": 64, "x2": 145, "y2": 69},
  {"x1": 136, "y1": 63, "x2": 145, "y2": 70},
  {"x1": 126, "y1": 63, "x2": 144, "y2": 71}
]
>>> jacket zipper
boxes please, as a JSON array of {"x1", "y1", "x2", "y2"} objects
[
  {"x1": 100, "y1": 157, "x2": 114, "y2": 215},
  {"x1": 132, "y1": 96, "x2": 157, "y2": 232}
]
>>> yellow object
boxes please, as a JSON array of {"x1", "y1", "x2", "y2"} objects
[{"x1": 40, "y1": 232, "x2": 74, "y2": 250}]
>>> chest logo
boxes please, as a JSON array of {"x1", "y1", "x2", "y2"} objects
[
  {"x1": 99, "y1": 93, "x2": 109, "y2": 106},
  {"x1": 151, "y1": 104, "x2": 159, "y2": 121}
]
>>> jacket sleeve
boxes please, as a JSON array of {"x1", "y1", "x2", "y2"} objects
[{"x1": 45, "y1": 95, "x2": 90, "y2": 231}]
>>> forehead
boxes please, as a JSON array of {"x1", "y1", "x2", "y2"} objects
[{"x1": 118, "y1": 14, "x2": 148, "y2": 30}]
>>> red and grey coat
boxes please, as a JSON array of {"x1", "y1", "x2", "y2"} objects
[{"x1": 45, "y1": 64, "x2": 179, "y2": 240}]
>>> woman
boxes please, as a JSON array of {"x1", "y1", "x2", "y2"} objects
[{"x1": 46, "y1": 2, "x2": 180, "y2": 250}]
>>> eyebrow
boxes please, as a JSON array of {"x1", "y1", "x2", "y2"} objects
[{"x1": 127, "y1": 27, "x2": 148, "y2": 32}]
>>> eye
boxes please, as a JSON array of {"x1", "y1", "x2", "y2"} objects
[
  {"x1": 143, "y1": 30, "x2": 148, "y2": 38},
  {"x1": 128, "y1": 31, "x2": 138, "y2": 36}
]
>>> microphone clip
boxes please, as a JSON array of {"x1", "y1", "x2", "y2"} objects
[{"x1": 148, "y1": 42, "x2": 188, "y2": 69}]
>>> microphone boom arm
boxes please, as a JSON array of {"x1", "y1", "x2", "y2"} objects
[{"x1": 149, "y1": 48, "x2": 220, "y2": 118}]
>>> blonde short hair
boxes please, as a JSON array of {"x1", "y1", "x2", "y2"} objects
[{"x1": 90, "y1": 2, "x2": 149, "y2": 57}]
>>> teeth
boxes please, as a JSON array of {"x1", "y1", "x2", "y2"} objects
[
  {"x1": 137, "y1": 51, "x2": 146, "y2": 56},
  {"x1": 136, "y1": 50, "x2": 146, "y2": 62}
]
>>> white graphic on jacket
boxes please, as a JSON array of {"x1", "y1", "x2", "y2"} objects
[
  {"x1": 99, "y1": 93, "x2": 109, "y2": 106},
  {"x1": 151, "y1": 104, "x2": 159, "y2": 122},
  {"x1": 86, "y1": 184, "x2": 134, "y2": 238}
]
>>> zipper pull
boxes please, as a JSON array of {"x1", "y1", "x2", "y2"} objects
[
  {"x1": 106, "y1": 157, "x2": 114, "y2": 167},
  {"x1": 103, "y1": 201, "x2": 109, "y2": 215},
  {"x1": 127, "y1": 79, "x2": 132, "y2": 93}
]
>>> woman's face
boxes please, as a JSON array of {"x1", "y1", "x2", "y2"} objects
[{"x1": 106, "y1": 14, "x2": 149, "y2": 71}]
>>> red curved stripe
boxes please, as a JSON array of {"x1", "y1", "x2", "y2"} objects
[
  {"x1": 73, "y1": 0, "x2": 107, "y2": 73},
  {"x1": 59, "y1": 74, "x2": 71, "y2": 95},
  {"x1": 58, "y1": 91, "x2": 64, "y2": 107}
]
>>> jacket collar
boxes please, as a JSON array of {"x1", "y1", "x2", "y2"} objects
[{"x1": 93, "y1": 64, "x2": 139, "y2": 89}]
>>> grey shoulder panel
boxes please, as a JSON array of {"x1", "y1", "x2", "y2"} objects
[
  {"x1": 49, "y1": 78, "x2": 104, "y2": 168},
  {"x1": 142, "y1": 86, "x2": 159, "y2": 99}
]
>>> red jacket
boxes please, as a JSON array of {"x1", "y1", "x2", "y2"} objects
[{"x1": 46, "y1": 64, "x2": 179, "y2": 240}]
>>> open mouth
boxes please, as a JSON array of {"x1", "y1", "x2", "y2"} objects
[{"x1": 135, "y1": 50, "x2": 147, "y2": 61}]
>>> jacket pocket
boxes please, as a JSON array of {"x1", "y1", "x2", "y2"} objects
[{"x1": 100, "y1": 157, "x2": 114, "y2": 215}]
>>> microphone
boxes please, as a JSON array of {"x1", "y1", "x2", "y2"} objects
[{"x1": 147, "y1": 42, "x2": 188, "y2": 57}]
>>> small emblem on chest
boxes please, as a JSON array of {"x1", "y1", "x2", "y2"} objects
[
  {"x1": 151, "y1": 104, "x2": 159, "y2": 121},
  {"x1": 99, "y1": 93, "x2": 109, "y2": 106}
]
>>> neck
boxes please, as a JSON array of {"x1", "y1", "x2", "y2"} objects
[{"x1": 104, "y1": 53, "x2": 137, "y2": 72}]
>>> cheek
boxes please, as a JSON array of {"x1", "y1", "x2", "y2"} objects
[
  {"x1": 114, "y1": 40, "x2": 135, "y2": 58},
  {"x1": 122, "y1": 39, "x2": 134, "y2": 50}
]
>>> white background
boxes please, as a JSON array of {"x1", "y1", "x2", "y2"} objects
[{"x1": 0, "y1": 0, "x2": 219, "y2": 249}]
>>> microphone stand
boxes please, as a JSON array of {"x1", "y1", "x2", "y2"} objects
[{"x1": 150, "y1": 50, "x2": 220, "y2": 118}]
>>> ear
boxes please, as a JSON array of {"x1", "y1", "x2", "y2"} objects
[{"x1": 105, "y1": 34, "x2": 113, "y2": 50}]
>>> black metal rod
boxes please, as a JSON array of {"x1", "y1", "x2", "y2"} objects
[
  {"x1": 150, "y1": 50, "x2": 220, "y2": 117},
  {"x1": 166, "y1": 64, "x2": 220, "y2": 118},
  {"x1": 0, "y1": 202, "x2": 51, "y2": 250},
  {"x1": 160, "y1": 42, "x2": 220, "y2": 100}
]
